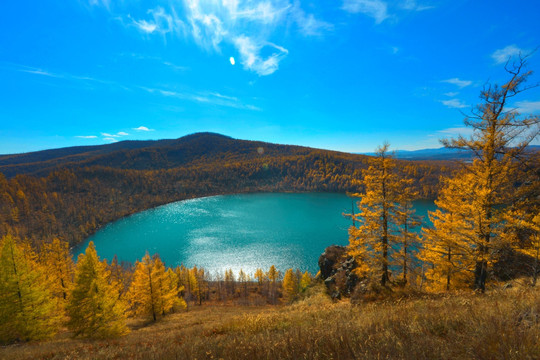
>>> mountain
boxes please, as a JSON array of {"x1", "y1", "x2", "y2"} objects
[{"x1": 0, "y1": 132, "x2": 315, "y2": 178}]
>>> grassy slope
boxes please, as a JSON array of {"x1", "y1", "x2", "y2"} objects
[{"x1": 2, "y1": 283, "x2": 539, "y2": 360}]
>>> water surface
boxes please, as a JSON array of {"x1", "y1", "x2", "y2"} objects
[{"x1": 75, "y1": 193, "x2": 435, "y2": 274}]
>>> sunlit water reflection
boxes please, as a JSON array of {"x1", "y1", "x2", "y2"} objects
[{"x1": 74, "y1": 193, "x2": 435, "y2": 275}]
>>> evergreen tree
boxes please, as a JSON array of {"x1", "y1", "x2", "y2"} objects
[
  {"x1": 67, "y1": 241, "x2": 128, "y2": 338},
  {"x1": 0, "y1": 234, "x2": 60, "y2": 344}
]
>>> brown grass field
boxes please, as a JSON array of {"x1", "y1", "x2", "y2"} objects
[{"x1": 1, "y1": 281, "x2": 539, "y2": 360}]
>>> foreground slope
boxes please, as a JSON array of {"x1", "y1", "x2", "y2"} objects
[{"x1": 2, "y1": 283, "x2": 538, "y2": 360}]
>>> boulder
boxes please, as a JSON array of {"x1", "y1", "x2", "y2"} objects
[{"x1": 318, "y1": 245, "x2": 360, "y2": 298}]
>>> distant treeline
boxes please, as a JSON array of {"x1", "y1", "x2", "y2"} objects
[{"x1": 0, "y1": 133, "x2": 454, "y2": 247}]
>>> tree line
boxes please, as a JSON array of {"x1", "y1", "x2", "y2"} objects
[{"x1": 347, "y1": 58, "x2": 539, "y2": 293}]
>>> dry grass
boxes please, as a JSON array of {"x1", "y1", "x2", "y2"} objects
[{"x1": 1, "y1": 283, "x2": 539, "y2": 360}]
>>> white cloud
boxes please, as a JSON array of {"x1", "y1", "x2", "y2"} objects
[
  {"x1": 444, "y1": 91, "x2": 459, "y2": 97},
  {"x1": 75, "y1": 135, "x2": 97, "y2": 139},
  {"x1": 132, "y1": 19, "x2": 158, "y2": 33},
  {"x1": 133, "y1": 126, "x2": 154, "y2": 131},
  {"x1": 441, "y1": 78, "x2": 472, "y2": 88},
  {"x1": 124, "y1": 1, "x2": 329, "y2": 76},
  {"x1": 229, "y1": 57, "x2": 235, "y2": 65},
  {"x1": 103, "y1": 137, "x2": 118, "y2": 142},
  {"x1": 491, "y1": 45, "x2": 526, "y2": 65},
  {"x1": 514, "y1": 100, "x2": 540, "y2": 114},
  {"x1": 290, "y1": 1, "x2": 333, "y2": 36},
  {"x1": 234, "y1": 36, "x2": 288, "y2": 76},
  {"x1": 142, "y1": 86, "x2": 261, "y2": 110},
  {"x1": 441, "y1": 99, "x2": 468, "y2": 109},
  {"x1": 117, "y1": 132, "x2": 129, "y2": 136},
  {"x1": 341, "y1": 0, "x2": 389, "y2": 24},
  {"x1": 101, "y1": 132, "x2": 120, "y2": 137},
  {"x1": 130, "y1": 7, "x2": 184, "y2": 36}
]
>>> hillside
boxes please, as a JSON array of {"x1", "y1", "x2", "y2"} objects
[
  {"x1": 2, "y1": 283, "x2": 539, "y2": 360},
  {"x1": 0, "y1": 133, "x2": 314, "y2": 178},
  {"x1": 0, "y1": 133, "x2": 454, "y2": 247}
]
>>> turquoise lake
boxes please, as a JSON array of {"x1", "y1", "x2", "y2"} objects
[{"x1": 74, "y1": 193, "x2": 436, "y2": 275}]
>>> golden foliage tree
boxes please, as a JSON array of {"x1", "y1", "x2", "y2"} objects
[
  {"x1": 348, "y1": 143, "x2": 411, "y2": 286},
  {"x1": 127, "y1": 253, "x2": 182, "y2": 320},
  {"x1": 282, "y1": 268, "x2": 298, "y2": 302},
  {"x1": 67, "y1": 241, "x2": 128, "y2": 338},
  {"x1": 439, "y1": 57, "x2": 539, "y2": 291},
  {"x1": 39, "y1": 238, "x2": 74, "y2": 303},
  {"x1": 420, "y1": 174, "x2": 476, "y2": 291},
  {"x1": 0, "y1": 234, "x2": 60, "y2": 344}
]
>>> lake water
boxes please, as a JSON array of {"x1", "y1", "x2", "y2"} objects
[{"x1": 74, "y1": 193, "x2": 436, "y2": 275}]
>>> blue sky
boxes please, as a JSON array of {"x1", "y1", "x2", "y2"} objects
[{"x1": 1, "y1": 0, "x2": 539, "y2": 154}]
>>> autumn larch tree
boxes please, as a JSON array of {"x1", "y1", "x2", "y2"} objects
[
  {"x1": 67, "y1": 241, "x2": 128, "y2": 338},
  {"x1": 348, "y1": 143, "x2": 409, "y2": 286},
  {"x1": 420, "y1": 174, "x2": 476, "y2": 291},
  {"x1": 440, "y1": 56, "x2": 539, "y2": 292},
  {"x1": 39, "y1": 238, "x2": 74, "y2": 304},
  {"x1": 0, "y1": 234, "x2": 60, "y2": 344}
]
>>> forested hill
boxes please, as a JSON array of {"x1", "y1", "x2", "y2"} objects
[
  {"x1": 0, "y1": 133, "x2": 316, "y2": 177},
  {"x1": 0, "y1": 132, "x2": 455, "y2": 247}
]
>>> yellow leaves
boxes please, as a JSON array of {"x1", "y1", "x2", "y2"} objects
[
  {"x1": 0, "y1": 234, "x2": 61, "y2": 344},
  {"x1": 67, "y1": 241, "x2": 128, "y2": 338}
]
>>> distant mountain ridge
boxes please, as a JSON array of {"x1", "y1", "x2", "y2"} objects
[{"x1": 362, "y1": 145, "x2": 540, "y2": 161}]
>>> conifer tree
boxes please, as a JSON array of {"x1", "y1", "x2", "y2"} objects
[
  {"x1": 439, "y1": 57, "x2": 539, "y2": 291},
  {"x1": 254, "y1": 268, "x2": 264, "y2": 293},
  {"x1": 0, "y1": 234, "x2": 60, "y2": 344},
  {"x1": 67, "y1": 241, "x2": 127, "y2": 338},
  {"x1": 299, "y1": 271, "x2": 312, "y2": 292},
  {"x1": 40, "y1": 238, "x2": 74, "y2": 303},
  {"x1": 282, "y1": 268, "x2": 298, "y2": 302},
  {"x1": 420, "y1": 174, "x2": 475, "y2": 291},
  {"x1": 348, "y1": 143, "x2": 407, "y2": 286}
]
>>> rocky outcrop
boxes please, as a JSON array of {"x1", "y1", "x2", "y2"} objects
[{"x1": 318, "y1": 245, "x2": 359, "y2": 299}]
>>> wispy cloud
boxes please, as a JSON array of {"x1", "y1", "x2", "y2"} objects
[
  {"x1": 491, "y1": 45, "x2": 527, "y2": 64},
  {"x1": 234, "y1": 36, "x2": 288, "y2": 76},
  {"x1": 75, "y1": 135, "x2": 97, "y2": 139},
  {"x1": 290, "y1": 1, "x2": 333, "y2": 36},
  {"x1": 142, "y1": 86, "x2": 262, "y2": 110},
  {"x1": 514, "y1": 100, "x2": 540, "y2": 114},
  {"x1": 400, "y1": 0, "x2": 434, "y2": 11},
  {"x1": 121, "y1": 1, "x2": 329, "y2": 76},
  {"x1": 341, "y1": 0, "x2": 389, "y2": 24},
  {"x1": 441, "y1": 99, "x2": 468, "y2": 109},
  {"x1": 9, "y1": 62, "x2": 256, "y2": 111},
  {"x1": 103, "y1": 137, "x2": 118, "y2": 142},
  {"x1": 444, "y1": 91, "x2": 459, "y2": 97},
  {"x1": 117, "y1": 131, "x2": 129, "y2": 136},
  {"x1": 101, "y1": 132, "x2": 120, "y2": 138},
  {"x1": 129, "y1": 7, "x2": 184, "y2": 36},
  {"x1": 133, "y1": 126, "x2": 154, "y2": 132},
  {"x1": 441, "y1": 78, "x2": 472, "y2": 88}
]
